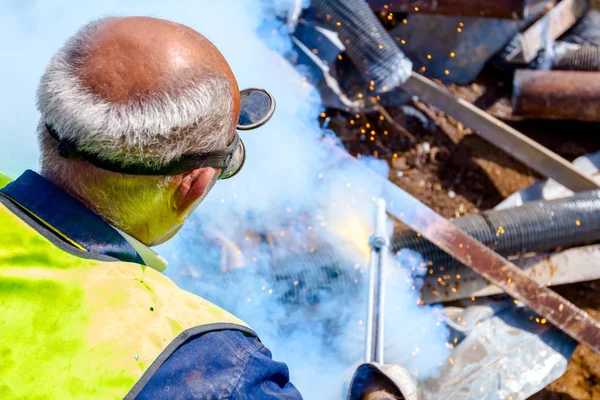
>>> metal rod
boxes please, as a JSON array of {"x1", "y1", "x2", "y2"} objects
[
  {"x1": 367, "y1": 0, "x2": 532, "y2": 19},
  {"x1": 365, "y1": 198, "x2": 389, "y2": 364},
  {"x1": 403, "y1": 72, "x2": 600, "y2": 192},
  {"x1": 513, "y1": 69, "x2": 600, "y2": 122}
]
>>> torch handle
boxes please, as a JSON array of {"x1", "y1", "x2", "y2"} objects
[{"x1": 365, "y1": 198, "x2": 389, "y2": 364}]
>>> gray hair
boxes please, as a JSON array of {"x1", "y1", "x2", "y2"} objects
[
  {"x1": 35, "y1": 18, "x2": 235, "y2": 234},
  {"x1": 37, "y1": 17, "x2": 234, "y2": 169}
]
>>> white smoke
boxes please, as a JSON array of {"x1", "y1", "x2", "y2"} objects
[{"x1": 0, "y1": 1, "x2": 450, "y2": 398}]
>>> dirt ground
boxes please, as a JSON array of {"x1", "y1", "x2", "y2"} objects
[{"x1": 325, "y1": 66, "x2": 600, "y2": 399}]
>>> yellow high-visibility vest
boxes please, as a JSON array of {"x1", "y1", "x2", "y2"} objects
[{"x1": 0, "y1": 172, "x2": 253, "y2": 399}]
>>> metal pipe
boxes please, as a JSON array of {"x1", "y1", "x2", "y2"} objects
[
  {"x1": 365, "y1": 198, "x2": 389, "y2": 364},
  {"x1": 367, "y1": 0, "x2": 535, "y2": 19},
  {"x1": 512, "y1": 69, "x2": 600, "y2": 122}
]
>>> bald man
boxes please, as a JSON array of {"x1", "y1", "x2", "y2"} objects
[{"x1": 0, "y1": 16, "x2": 302, "y2": 399}]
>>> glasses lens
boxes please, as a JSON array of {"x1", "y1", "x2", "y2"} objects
[
  {"x1": 220, "y1": 138, "x2": 246, "y2": 180},
  {"x1": 237, "y1": 88, "x2": 275, "y2": 130}
]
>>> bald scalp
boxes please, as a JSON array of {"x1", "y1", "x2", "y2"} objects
[
  {"x1": 77, "y1": 17, "x2": 239, "y2": 105},
  {"x1": 37, "y1": 16, "x2": 240, "y2": 169}
]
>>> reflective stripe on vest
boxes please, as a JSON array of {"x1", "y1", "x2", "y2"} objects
[{"x1": 0, "y1": 194, "x2": 254, "y2": 399}]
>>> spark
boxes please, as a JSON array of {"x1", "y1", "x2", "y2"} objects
[
  {"x1": 576, "y1": 219, "x2": 581, "y2": 226},
  {"x1": 427, "y1": 54, "x2": 432, "y2": 60},
  {"x1": 450, "y1": 52, "x2": 455, "y2": 57}
]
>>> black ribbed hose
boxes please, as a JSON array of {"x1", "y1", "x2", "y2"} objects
[
  {"x1": 391, "y1": 190, "x2": 600, "y2": 269},
  {"x1": 310, "y1": 0, "x2": 412, "y2": 93},
  {"x1": 553, "y1": 46, "x2": 600, "y2": 71}
]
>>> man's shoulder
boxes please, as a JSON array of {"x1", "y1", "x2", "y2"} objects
[
  {"x1": 137, "y1": 330, "x2": 262, "y2": 398},
  {"x1": 137, "y1": 329, "x2": 303, "y2": 399}
]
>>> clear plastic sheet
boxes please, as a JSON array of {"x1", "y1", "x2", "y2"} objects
[{"x1": 422, "y1": 304, "x2": 577, "y2": 400}]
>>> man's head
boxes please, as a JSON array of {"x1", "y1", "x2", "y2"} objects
[{"x1": 37, "y1": 16, "x2": 241, "y2": 246}]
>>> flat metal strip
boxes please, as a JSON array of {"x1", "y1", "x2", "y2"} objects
[{"x1": 338, "y1": 149, "x2": 600, "y2": 355}]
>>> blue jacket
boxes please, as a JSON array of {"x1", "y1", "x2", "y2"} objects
[{"x1": 2, "y1": 170, "x2": 303, "y2": 400}]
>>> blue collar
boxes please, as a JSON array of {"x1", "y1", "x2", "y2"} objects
[{"x1": 0, "y1": 170, "x2": 146, "y2": 266}]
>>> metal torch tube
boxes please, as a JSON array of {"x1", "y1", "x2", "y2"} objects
[{"x1": 365, "y1": 198, "x2": 389, "y2": 364}]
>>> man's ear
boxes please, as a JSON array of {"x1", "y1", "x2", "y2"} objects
[{"x1": 174, "y1": 167, "x2": 217, "y2": 220}]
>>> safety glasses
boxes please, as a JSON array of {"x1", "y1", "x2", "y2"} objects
[
  {"x1": 219, "y1": 88, "x2": 276, "y2": 179},
  {"x1": 46, "y1": 88, "x2": 276, "y2": 179}
]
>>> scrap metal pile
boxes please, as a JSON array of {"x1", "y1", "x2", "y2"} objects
[{"x1": 277, "y1": 1, "x2": 600, "y2": 398}]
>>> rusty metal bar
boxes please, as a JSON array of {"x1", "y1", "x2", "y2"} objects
[
  {"x1": 403, "y1": 72, "x2": 600, "y2": 192},
  {"x1": 367, "y1": 0, "x2": 535, "y2": 19},
  {"x1": 377, "y1": 173, "x2": 600, "y2": 355},
  {"x1": 513, "y1": 69, "x2": 600, "y2": 122},
  {"x1": 336, "y1": 149, "x2": 600, "y2": 355},
  {"x1": 506, "y1": 0, "x2": 589, "y2": 63}
]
